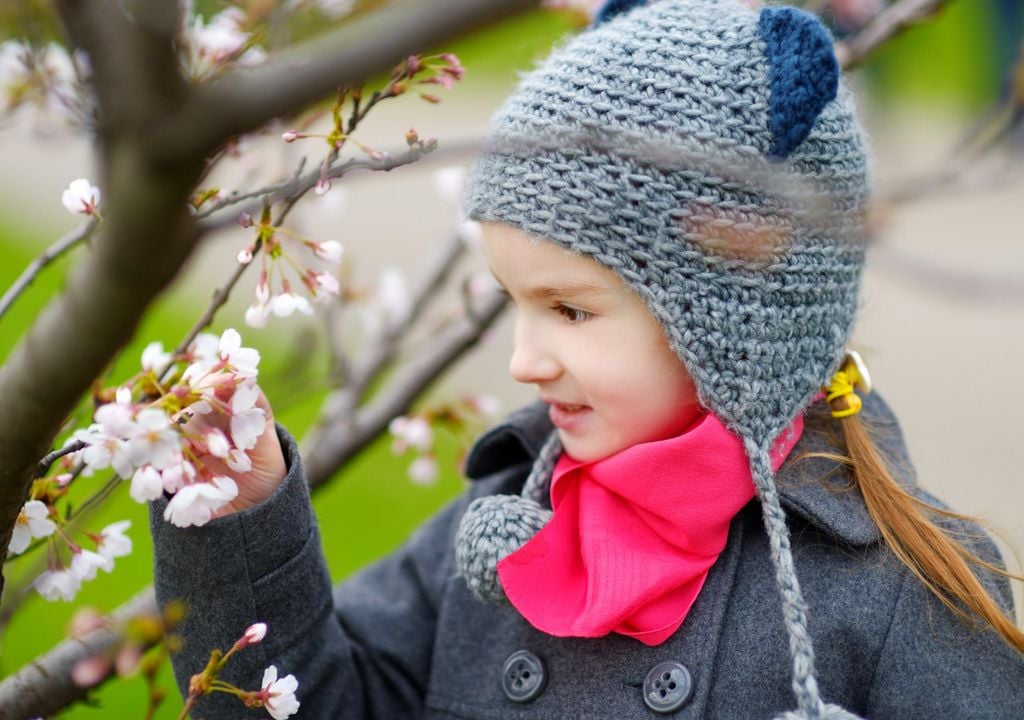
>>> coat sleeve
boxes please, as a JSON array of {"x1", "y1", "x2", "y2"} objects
[
  {"x1": 865, "y1": 537, "x2": 1024, "y2": 718},
  {"x1": 151, "y1": 425, "x2": 517, "y2": 719}
]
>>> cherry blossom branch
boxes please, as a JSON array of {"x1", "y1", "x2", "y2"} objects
[
  {"x1": 197, "y1": 148, "x2": 429, "y2": 228},
  {"x1": 835, "y1": 0, "x2": 954, "y2": 69},
  {"x1": 179, "y1": 147, "x2": 429, "y2": 354},
  {"x1": 304, "y1": 289, "x2": 508, "y2": 486},
  {"x1": 0, "y1": 288, "x2": 508, "y2": 717},
  {"x1": 154, "y1": 0, "x2": 535, "y2": 161},
  {"x1": 0, "y1": 588, "x2": 157, "y2": 717},
  {"x1": 0, "y1": 218, "x2": 99, "y2": 323}
]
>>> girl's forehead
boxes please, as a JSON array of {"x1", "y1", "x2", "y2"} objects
[{"x1": 481, "y1": 223, "x2": 623, "y2": 291}]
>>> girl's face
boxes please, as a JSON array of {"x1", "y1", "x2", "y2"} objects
[{"x1": 482, "y1": 223, "x2": 703, "y2": 463}]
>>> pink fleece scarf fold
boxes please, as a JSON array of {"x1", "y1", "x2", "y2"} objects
[{"x1": 497, "y1": 412, "x2": 803, "y2": 646}]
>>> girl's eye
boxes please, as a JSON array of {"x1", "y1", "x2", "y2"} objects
[{"x1": 554, "y1": 304, "x2": 592, "y2": 324}]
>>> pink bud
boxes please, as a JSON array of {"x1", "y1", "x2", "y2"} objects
[
  {"x1": 242, "y1": 622, "x2": 267, "y2": 646},
  {"x1": 55, "y1": 473, "x2": 74, "y2": 487},
  {"x1": 281, "y1": 131, "x2": 304, "y2": 143},
  {"x1": 315, "y1": 177, "x2": 331, "y2": 196},
  {"x1": 237, "y1": 247, "x2": 254, "y2": 265},
  {"x1": 115, "y1": 643, "x2": 143, "y2": 676},
  {"x1": 238, "y1": 212, "x2": 253, "y2": 228},
  {"x1": 72, "y1": 654, "x2": 111, "y2": 688}
]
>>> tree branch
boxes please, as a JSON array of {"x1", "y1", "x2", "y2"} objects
[
  {"x1": 303, "y1": 289, "x2": 508, "y2": 487},
  {"x1": 0, "y1": 588, "x2": 157, "y2": 719},
  {"x1": 0, "y1": 219, "x2": 98, "y2": 324},
  {"x1": 153, "y1": 0, "x2": 536, "y2": 160},
  {"x1": 836, "y1": 0, "x2": 954, "y2": 70}
]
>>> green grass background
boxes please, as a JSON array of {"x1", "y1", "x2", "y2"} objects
[{"x1": 0, "y1": 2, "x2": 1017, "y2": 717}]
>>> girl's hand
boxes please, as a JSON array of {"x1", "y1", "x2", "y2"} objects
[{"x1": 184, "y1": 385, "x2": 287, "y2": 519}]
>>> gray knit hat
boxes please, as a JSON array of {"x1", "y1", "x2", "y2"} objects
[{"x1": 457, "y1": 1, "x2": 870, "y2": 718}]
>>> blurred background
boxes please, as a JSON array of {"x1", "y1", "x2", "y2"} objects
[{"x1": 1, "y1": 1, "x2": 1022, "y2": 716}]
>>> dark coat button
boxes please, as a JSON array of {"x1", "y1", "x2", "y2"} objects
[
  {"x1": 502, "y1": 649, "x2": 547, "y2": 703},
  {"x1": 642, "y1": 661, "x2": 693, "y2": 714}
]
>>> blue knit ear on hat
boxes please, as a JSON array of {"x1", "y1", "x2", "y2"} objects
[
  {"x1": 592, "y1": 0, "x2": 647, "y2": 26},
  {"x1": 758, "y1": 6, "x2": 839, "y2": 159}
]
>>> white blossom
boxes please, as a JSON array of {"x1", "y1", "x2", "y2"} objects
[
  {"x1": 9, "y1": 500, "x2": 56, "y2": 555},
  {"x1": 97, "y1": 520, "x2": 132, "y2": 561},
  {"x1": 160, "y1": 459, "x2": 196, "y2": 494},
  {"x1": 231, "y1": 407, "x2": 265, "y2": 451},
  {"x1": 189, "y1": 333, "x2": 220, "y2": 364},
  {"x1": 61, "y1": 178, "x2": 101, "y2": 216},
  {"x1": 316, "y1": 0, "x2": 357, "y2": 19},
  {"x1": 311, "y1": 272, "x2": 340, "y2": 301},
  {"x1": 468, "y1": 394, "x2": 501, "y2": 418},
  {"x1": 187, "y1": 8, "x2": 264, "y2": 74},
  {"x1": 206, "y1": 429, "x2": 230, "y2": 458},
  {"x1": 407, "y1": 455, "x2": 439, "y2": 486},
  {"x1": 226, "y1": 448, "x2": 253, "y2": 472},
  {"x1": 35, "y1": 569, "x2": 81, "y2": 602},
  {"x1": 218, "y1": 328, "x2": 260, "y2": 378},
  {"x1": 140, "y1": 341, "x2": 172, "y2": 372},
  {"x1": 260, "y1": 665, "x2": 300, "y2": 720},
  {"x1": 70, "y1": 548, "x2": 114, "y2": 581},
  {"x1": 130, "y1": 465, "x2": 164, "y2": 503},
  {"x1": 389, "y1": 415, "x2": 433, "y2": 453},
  {"x1": 376, "y1": 266, "x2": 411, "y2": 325},
  {"x1": 245, "y1": 301, "x2": 271, "y2": 328},
  {"x1": 314, "y1": 240, "x2": 343, "y2": 265},
  {"x1": 81, "y1": 427, "x2": 134, "y2": 479},
  {"x1": 128, "y1": 408, "x2": 179, "y2": 470},
  {"x1": 115, "y1": 386, "x2": 133, "y2": 405},
  {"x1": 163, "y1": 476, "x2": 238, "y2": 527},
  {"x1": 270, "y1": 292, "x2": 314, "y2": 318}
]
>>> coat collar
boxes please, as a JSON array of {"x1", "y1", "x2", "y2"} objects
[{"x1": 465, "y1": 393, "x2": 917, "y2": 547}]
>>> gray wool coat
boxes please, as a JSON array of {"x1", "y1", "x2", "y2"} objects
[{"x1": 151, "y1": 394, "x2": 1024, "y2": 719}]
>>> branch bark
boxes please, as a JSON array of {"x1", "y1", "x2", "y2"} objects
[
  {"x1": 0, "y1": 588, "x2": 156, "y2": 720},
  {"x1": 154, "y1": 0, "x2": 536, "y2": 161}
]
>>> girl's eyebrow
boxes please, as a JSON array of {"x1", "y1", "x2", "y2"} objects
[
  {"x1": 486, "y1": 268, "x2": 610, "y2": 299},
  {"x1": 528, "y1": 281, "x2": 609, "y2": 300}
]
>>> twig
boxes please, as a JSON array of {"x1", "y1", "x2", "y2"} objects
[
  {"x1": 0, "y1": 218, "x2": 98, "y2": 324},
  {"x1": 179, "y1": 147, "x2": 429, "y2": 352},
  {"x1": 835, "y1": 0, "x2": 954, "y2": 70},
  {"x1": 197, "y1": 147, "x2": 426, "y2": 227},
  {"x1": 35, "y1": 441, "x2": 85, "y2": 478}
]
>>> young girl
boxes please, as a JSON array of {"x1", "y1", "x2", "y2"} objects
[{"x1": 152, "y1": 1, "x2": 1024, "y2": 717}]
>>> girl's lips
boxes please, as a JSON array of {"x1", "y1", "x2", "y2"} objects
[{"x1": 548, "y1": 402, "x2": 591, "y2": 431}]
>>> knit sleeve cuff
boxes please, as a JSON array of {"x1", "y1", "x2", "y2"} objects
[{"x1": 149, "y1": 423, "x2": 313, "y2": 582}]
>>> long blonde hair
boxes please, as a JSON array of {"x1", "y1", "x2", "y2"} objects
[{"x1": 822, "y1": 393, "x2": 1024, "y2": 652}]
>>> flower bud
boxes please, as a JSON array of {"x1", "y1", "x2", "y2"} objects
[
  {"x1": 281, "y1": 131, "x2": 304, "y2": 143},
  {"x1": 315, "y1": 177, "x2": 331, "y2": 196},
  {"x1": 405, "y1": 128, "x2": 419, "y2": 146},
  {"x1": 238, "y1": 211, "x2": 253, "y2": 228},
  {"x1": 241, "y1": 622, "x2": 267, "y2": 647},
  {"x1": 237, "y1": 247, "x2": 254, "y2": 265}
]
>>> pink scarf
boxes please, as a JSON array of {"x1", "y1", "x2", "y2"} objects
[{"x1": 497, "y1": 412, "x2": 803, "y2": 646}]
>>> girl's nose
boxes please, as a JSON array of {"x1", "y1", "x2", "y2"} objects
[{"x1": 508, "y1": 323, "x2": 560, "y2": 385}]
